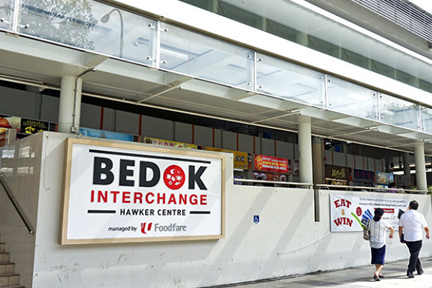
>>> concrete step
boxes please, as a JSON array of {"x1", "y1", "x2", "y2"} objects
[
  {"x1": 0, "y1": 255, "x2": 9, "y2": 264},
  {"x1": 0, "y1": 263, "x2": 15, "y2": 275},
  {"x1": 0, "y1": 236, "x2": 24, "y2": 288},
  {"x1": 0, "y1": 274, "x2": 19, "y2": 287}
]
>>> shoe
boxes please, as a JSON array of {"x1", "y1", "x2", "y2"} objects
[
  {"x1": 378, "y1": 275, "x2": 385, "y2": 278},
  {"x1": 407, "y1": 270, "x2": 414, "y2": 278},
  {"x1": 373, "y1": 274, "x2": 380, "y2": 281},
  {"x1": 418, "y1": 269, "x2": 424, "y2": 275}
]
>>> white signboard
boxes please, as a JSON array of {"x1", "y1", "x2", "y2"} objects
[
  {"x1": 61, "y1": 138, "x2": 225, "y2": 244},
  {"x1": 330, "y1": 194, "x2": 409, "y2": 232}
]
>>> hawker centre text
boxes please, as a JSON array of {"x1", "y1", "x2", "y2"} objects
[{"x1": 119, "y1": 208, "x2": 186, "y2": 216}]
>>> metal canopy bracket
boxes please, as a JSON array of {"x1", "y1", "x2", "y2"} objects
[
  {"x1": 82, "y1": 52, "x2": 109, "y2": 68},
  {"x1": 164, "y1": 73, "x2": 192, "y2": 87},
  {"x1": 228, "y1": 88, "x2": 256, "y2": 100}
]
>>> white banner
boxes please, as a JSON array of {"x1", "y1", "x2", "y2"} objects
[
  {"x1": 330, "y1": 194, "x2": 409, "y2": 232},
  {"x1": 61, "y1": 138, "x2": 224, "y2": 244}
]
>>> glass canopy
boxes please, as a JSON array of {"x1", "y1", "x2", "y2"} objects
[{"x1": 2, "y1": 0, "x2": 431, "y2": 136}]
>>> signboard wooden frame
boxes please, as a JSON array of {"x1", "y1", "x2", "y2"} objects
[{"x1": 60, "y1": 138, "x2": 225, "y2": 245}]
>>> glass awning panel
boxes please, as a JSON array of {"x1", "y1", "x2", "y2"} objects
[
  {"x1": 421, "y1": 108, "x2": 432, "y2": 134},
  {"x1": 256, "y1": 53, "x2": 325, "y2": 107},
  {"x1": 18, "y1": 0, "x2": 156, "y2": 66},
  {"x1": 160, "y1": 23, "x2": 254, "y2": 91},
  {"x1": 0, "y1": 0, "x2": 13, "y2": 30},
  {"x1": 327, "y1": 76, "x2": 378, "y2": 121},
  {"x1": 380, "y1": 93, "x2": 419, "y2": 131}
]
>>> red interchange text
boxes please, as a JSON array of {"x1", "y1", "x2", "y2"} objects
[{"x1": 90, "y1": 190, "x2": 207, "y2": 205}]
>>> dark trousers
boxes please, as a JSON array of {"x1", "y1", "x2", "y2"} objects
[{"x1": 406, "y1": 240, "x2": 422, "y2": 272}]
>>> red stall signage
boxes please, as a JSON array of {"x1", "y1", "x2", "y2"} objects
[{"x1": 254, "y1": 154, "x2": 289, "y2": 173}]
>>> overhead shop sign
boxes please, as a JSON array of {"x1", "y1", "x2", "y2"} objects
[
  {"x1": 205, "y1": 147, "x2": 248, "y2": 170},
  {"x1": 21, "y1": 118, "x2": 50, "y2": 134},
  {"x1": 353, "y1": 169, "x2": 374, "y2": 183},
  {"x1": 60, "y1": 138, "x2": 225, "y2": 245},
  {"x1": 325, "y1": 165, "x2": 350, "y2": 180},
  {"x1": 376, "y1": 172, "x2": 394, "y2": 184},
  {"x1": 144, "y1": 137, "x2": 198, "y2": 149},
  {"x1": 254, "y1": 154, "x2": 289, "y2": 174}
]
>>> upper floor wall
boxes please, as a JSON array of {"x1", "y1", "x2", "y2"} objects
[{"x1": 178, "y1": 0, "x2": 432, "y2": 99}]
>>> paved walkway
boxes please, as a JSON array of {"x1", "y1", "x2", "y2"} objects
[{"x1": 224, "y1": 257, "x2": 432, "y2": 288}]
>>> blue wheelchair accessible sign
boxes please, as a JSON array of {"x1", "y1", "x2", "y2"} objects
[{"x1": 253, "y1": 215, "x2": 260, "y2": 224}]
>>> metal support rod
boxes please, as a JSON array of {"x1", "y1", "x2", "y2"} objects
[
  {"x1": 71, "y1": 68, "x2": 95, "y2": 133},
  {"x1": 11, "y1": 0, "x2": 20, "y2": 32},
  {"x1": 235, "y1": 179, "x2": 313, "y2": 187}
]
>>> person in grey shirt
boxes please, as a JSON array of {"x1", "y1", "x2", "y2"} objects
[
  {"x1": 399, "y1": 200, "x2": 430, "y2": 278},
  {"x1": 369, "y1": 208, "x2": 394, "y2": 281}
]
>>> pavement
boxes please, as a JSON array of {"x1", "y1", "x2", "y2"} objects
[{"x1": 222, "y1": 257, "x2": 432, "y2": 288}]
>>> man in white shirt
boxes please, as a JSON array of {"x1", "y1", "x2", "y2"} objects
[{"x1": 399, "y1": 200, "x2": 430, "y2": 278}]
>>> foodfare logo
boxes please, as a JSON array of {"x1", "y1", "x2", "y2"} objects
[
  {"x1": 141, "y1": 222, "x2": 152, "y2": 234},
  {"x1": 108, "y1": 223, "x2": 187, "y2": 235}
]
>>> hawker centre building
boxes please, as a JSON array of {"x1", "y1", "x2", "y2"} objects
[{"x1": 2, "y1": 0, "x2": 432, "y2": 287}]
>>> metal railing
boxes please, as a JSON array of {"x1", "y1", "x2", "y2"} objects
[
  {"x1": 0, "y1": 173, "x2": 34, "y2": 234},
  {"x1": 234, "y1": 179, "x2": 313, "y2": 187},
  {"x1": 233, "y1": 180, "x2": 428, "y2": 194},
  {"x1": 315, "y1": 183, "x2": 428, "y2": 194}
]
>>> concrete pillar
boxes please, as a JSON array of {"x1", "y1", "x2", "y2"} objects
[
  {"x1": 58, "y1": 76, "x2": 82, "y2": 133},
  {"x1": 403, "y1": 152, "x2": 411, "y2": 176},
  {"x1": 298, "y1": 115, "x2": 313, "y2": 184},
  {"x1": 414, "y1": 142, "x2": 427, "y2": 191},
  {"x1": 312, "y1": 136, "x2": 324, "y2": 185}
]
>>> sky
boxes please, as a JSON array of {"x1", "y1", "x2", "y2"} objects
[{"x1": 408, "y1": 0, "x2": 432, "y2": 13}]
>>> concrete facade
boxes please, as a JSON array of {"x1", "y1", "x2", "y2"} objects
[{"x1": 1, "y1": 132, "x2": 431, "y2": 287}]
